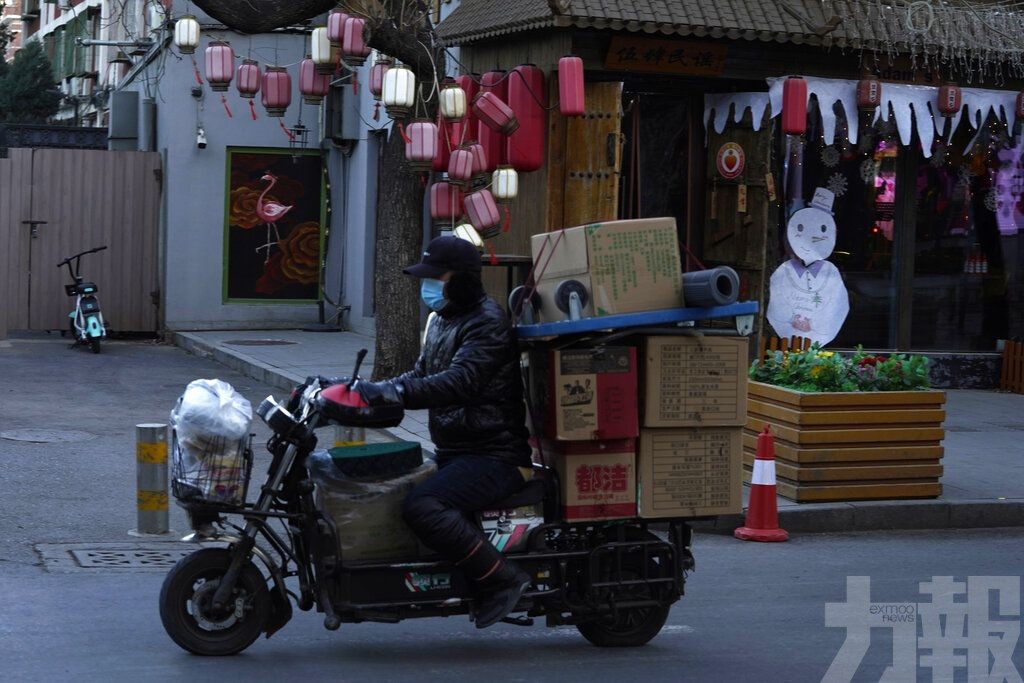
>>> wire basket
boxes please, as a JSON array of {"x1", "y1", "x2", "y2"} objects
[{"x1": 170, "y1": 429, "x2": 253, "y2": 507}]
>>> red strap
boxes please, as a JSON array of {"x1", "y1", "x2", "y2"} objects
[{"x1": 511, "y1": 229, "x2": 566, "y2": 324}]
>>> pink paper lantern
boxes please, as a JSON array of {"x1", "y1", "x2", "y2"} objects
[
  {"x1": 465, "y1": 141, "x2": 488, "y2": 180},
  {"x1": 781, "y1": 76, "x2": 807, "y2": 135},
  {"x1": 430, "y1": 181, "x2": 465, "y2": 223},
  {"x1": 205, "y1": 41, "x2": 234, "y2": 93},
  {"x1": 261, "y1": 66, "x2": 292, "y2": 118},
  {"x1": 434, "y1": 115, "x2": 462, "y2": 172},
  {"x1": 236, "y1": 59, "x2": 260, "y2": 98},
  {"x1": 299, "y1": 57, "x2": 331, "y2": 105},
  {"x1": 465, "y1": 189, "x2": 501, "y2": 238},
  {"x1": 473, "y1": 90, "x2": 519, "y2": 136},
  {"x1": 327, "y1": 9, "x2": 350, "y2": 46},
  {"x1": 476, "y1": 71, "x2": 511, "y2": 172},
  {"x1": 507, "y1": 64, "x2": 546, "y2": 172},
  {"x1": 448, "y1": 147, "x2": 475, "y2": 185},
  {"x1": 558, "y1": 55, "x2": 585, "y2": 116},
  {"x1": 405, "y1": 119, "x2": 438, "y2": 171},
  {"x1": 342, "y1": 17, "x2": 371, "y2": 67},
  {"x1": 457, "y1": 74, "x2": 480, "y2": 142},
  {"x1": 369, "y1": 56, "x2": 392, "y2": 100}
]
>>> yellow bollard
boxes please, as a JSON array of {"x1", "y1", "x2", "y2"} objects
[{"x1": 133, "y1": 423, "x2": 169, "y2": 535}]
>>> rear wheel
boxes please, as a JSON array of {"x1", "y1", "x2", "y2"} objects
[{"x1": 159, "y1": 548, "x2": 269, "y2": 656}]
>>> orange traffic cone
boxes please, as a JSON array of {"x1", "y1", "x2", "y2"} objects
[{"x1": 734, "y1": 425, "x2": 789, "y2": 542}]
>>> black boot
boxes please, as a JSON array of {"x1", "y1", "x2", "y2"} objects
[{"x1": 472, "y1": 560, "x2": 531, "y2": 629}]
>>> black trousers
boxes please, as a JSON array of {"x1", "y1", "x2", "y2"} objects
[{"x1": 402, "y1": 456, "x2": 525, "y2": 586}]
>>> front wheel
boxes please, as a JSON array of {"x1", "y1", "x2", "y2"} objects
[{"x1": 159, "y1": 548, "x2": 270, "y2": 656}]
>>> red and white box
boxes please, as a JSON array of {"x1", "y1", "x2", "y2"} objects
[{"x1": 550, "y1": 439, "x2": 637, "y2": 522}]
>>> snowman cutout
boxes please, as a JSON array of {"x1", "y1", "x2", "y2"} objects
[{"x1": 766, "y1": 187, "x2": 849, "y2": 346}]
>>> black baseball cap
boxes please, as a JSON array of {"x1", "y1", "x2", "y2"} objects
[{"x1": 403, "y1": 236, "x2": 482, "y2": 278}]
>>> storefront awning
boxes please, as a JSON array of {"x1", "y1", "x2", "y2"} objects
[{"x1": 439, "y1": 0, "x2": 1024, "y2": 68}]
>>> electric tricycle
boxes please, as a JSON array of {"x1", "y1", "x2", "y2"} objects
[{"x1": 159, "y1": 364, "x2": 693, "y2": 656}]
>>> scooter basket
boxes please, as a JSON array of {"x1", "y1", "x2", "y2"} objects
[{"x1": 170, "y1": 429, "x2": 253, "y2": 506}]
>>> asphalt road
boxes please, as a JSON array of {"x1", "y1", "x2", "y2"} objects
[{"x1": 1, "y1": 336, "x2": 1023, "y2": 682}]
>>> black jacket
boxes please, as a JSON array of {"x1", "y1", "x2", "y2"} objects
[{"x1": 396, "y1": 296, "x2": 532, "y2": 467}]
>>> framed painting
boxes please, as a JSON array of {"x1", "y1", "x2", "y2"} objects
[{"x1": 223, "y1": 147, "x2": 326, "y2": 303}]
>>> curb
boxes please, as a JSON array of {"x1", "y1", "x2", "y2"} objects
[{"x1": 172, "y1": 332, "x2": 1024, "y2": 534}]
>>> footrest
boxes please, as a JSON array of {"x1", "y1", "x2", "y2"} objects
[{"x1": 501, "y1": 615, "x2": 534, "y2": 626}]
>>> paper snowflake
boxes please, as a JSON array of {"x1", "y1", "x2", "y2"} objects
[
  {"x1": 984, "y1": 188, "x2": 999, "y2": 212},
  {"x1": 821, "y1": 146, "x2": 840, "y2": 168},
  {"x1": 956, "y1": 165, "x2": 976, "y2": 188},
  {"x1": 860, "y1": 159, "x2": 878, "y2": 183},
  {"x1": 827, "y1": 172, "x2": 849, "y2": 197}
]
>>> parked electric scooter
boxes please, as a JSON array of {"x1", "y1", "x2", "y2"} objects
[
  {"x1": 58, "y1": 246, "x2": 108, "y2": 354},
  {"x1": 159, "y1": 355, "x2": 694, "y2": 656}
]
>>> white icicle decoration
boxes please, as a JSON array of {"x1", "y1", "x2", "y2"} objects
[{"x1": 703, "y1": 92, "x2": 772, "y2": 142}]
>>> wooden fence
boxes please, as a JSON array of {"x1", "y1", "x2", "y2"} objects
[
  {"x1": 1001, "y1": 340, "x2": 1024, "y2": 394},
  {"x1": 758, "y1": 335, "x2": 813, "y2": 361}
]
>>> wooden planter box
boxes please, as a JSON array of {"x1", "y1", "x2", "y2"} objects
[{"x1": 745, "y1": 381, "x2": 946, "y2": 503}]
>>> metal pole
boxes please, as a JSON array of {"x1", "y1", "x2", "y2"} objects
[{"x1": 135, "y1": 423, "x2": 169, "y2": 535}]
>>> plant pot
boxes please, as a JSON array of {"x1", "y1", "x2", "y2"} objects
[{"x1": 745, "y1": 381, "x2": 946, "y2": 503}]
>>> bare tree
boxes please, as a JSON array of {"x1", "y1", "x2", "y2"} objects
[{"x1": 193, "y1": 0, "x2": 445, "y2": 379}]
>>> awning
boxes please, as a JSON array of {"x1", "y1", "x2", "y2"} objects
[{"x1": 438, "y1": 0, "x2": 1024, "y2": 70}]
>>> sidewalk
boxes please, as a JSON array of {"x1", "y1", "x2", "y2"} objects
[{"x1": 171, "y1": 328, "x2": 1024, "y2": 534}]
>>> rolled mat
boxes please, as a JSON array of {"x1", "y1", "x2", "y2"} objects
[{"x1": 682, "y1": 266, "x2": 740, "y2": 307}]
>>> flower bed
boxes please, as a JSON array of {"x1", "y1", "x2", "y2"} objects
[{"x1": 746, "y1": 346, "x2": 945, "y2": 503}]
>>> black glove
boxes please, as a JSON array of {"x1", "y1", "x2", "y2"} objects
[{"x1": 353, "y1": 380, "x2": 404, "y2": 407}]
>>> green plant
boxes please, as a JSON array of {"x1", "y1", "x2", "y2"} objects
[{"x1": 750, "y1": 344, "x2": 931, "y2": 392}]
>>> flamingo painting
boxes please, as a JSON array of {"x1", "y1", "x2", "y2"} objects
[{"x1": 255, "y1": 173, "x2": 294, "y2": 262}]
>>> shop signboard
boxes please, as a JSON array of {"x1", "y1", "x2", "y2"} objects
[{"x1": 604, "y1": 37, "x2": 727, "y2": 76}]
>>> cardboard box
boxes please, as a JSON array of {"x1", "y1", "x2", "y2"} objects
[
  {"x1": 530, "y1": 218, "x2": 683, "y2": 320},
  {"x1": 532, "y1": 346, "x2": 639, "y2": 440},
  {"x1": 642, "y1": 336, "x2": 748, "y2": 428},
  {"x1": 637, "y1": 428, "x2": 743, "y2": 518},
  {"x1": 551, "y1": 439, "x2": 637, "y2": 522}
]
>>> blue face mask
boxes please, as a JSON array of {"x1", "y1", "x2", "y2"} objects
[{"x1": 420, "y1": 278, "x2": 448, "y2": 312}]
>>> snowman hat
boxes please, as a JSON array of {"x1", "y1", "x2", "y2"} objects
[{"x1": 808, "y1": 187, "x2": 835, "y2": 215}]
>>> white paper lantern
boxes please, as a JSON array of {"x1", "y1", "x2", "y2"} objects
[
  {"x1": 174, "y1": 15, "x2": 200, "y2": 55},
  {"x1": 311, "y1": 27, "x2": 338, "y2": 75},
  {"x1": 383, "y1": 64, "x2": 416, "y2": 118},
  {"x1": 453, "y1": 223, "x2": 484, "y2": 248},
  {"x1": 491, "y1": 166, "x2": 518, "y2": 203},
  {"x1": 439, "y1": 80, "x2": 467, "y2": 122}
]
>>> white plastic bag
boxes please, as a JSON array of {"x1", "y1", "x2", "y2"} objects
[{"x1": 170, "y1": 379, "x2": 253, "y2": 504}]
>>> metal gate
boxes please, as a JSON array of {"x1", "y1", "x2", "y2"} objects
[{"x1": 0, "y1": 148, "x2": 162, "y2": 333}]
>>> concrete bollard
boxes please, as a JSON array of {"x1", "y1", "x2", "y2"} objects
[{"x1": 134, "y1": 423, "x2": 169, "y2": 535}]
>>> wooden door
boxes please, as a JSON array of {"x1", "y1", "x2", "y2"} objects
[
  {"x1": 548, "y1": 81, "x2": 624, "y2": 230},
  {"x1": 0, "y1": 149, "x2": 33, "y2": 338}
]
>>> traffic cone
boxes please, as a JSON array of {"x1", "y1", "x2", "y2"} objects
[{"x1": 734, "y1": 425, "x2": 789, "y2": 542}]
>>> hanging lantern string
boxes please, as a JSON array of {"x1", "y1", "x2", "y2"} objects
[
  {"x1": 442, "y1": 48, "x2": 560, "y2": 112},
  {"x1": 279, "y1": 120, "x2": 295, "y2": 140},
  {"x1": 249, "y1": 100, "x2": 258, "y2": 120},
  {"x1": 501, "y1": 205, "x2": 511, "y2": 233},
  {"x1": 221, "y1": 94, "x2": 233, "y2": 118},
  {"x1": 487, "y1": 241, "x2": 499, "y2": 266}
]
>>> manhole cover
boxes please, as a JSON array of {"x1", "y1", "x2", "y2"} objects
[
  {"x1": 223, "y1": 339, "x2": 297, "y2": 346},
  {"x1": 36, "y1": 543, "x2": 203, "y2": 572},
  {"x1": 1, "y1": 429, "x2": 96, "y2": 443}
]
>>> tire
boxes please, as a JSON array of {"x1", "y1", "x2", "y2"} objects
[
  {"x1": 575, "y1": 533, "x2": 672, "y2": 647},
  {"x1": 159, "y1": 548, "x2": 270, "y2": 656},
  {"x1": 90, "y1": 337, "x2": 101, "y2": 354}
]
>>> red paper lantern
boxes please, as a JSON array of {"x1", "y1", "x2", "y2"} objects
[
  {"x1": 558, "y1": 55, "x2": 585, "y2": 116},
  {"x1": 405, "y1": 120, "x2": 438, "y2": 171},
  {"x1": 342, "y1": 17, "x2": 371, "y2": 67},
  {"x1": 448, "y1": 147, "x2": 475, "y2": 185},
  {"x1": 433, "y1": 116, "x2": 462, "y2": 173},
  {"x1": 473, "y1": 91, "x2": 519, "y2": 137},
  {"x1": 430, "y1": 182, "x2": 465, "y2": 223},
  {"x1": 507, "y1": 64, "x2": 546, "y2": 172},
  {"x1": 261, "y1": 66, "x2": 292, "y2": 118},
  {"x1": 856, "y1": 77, "x2": 881, "y2": 111},
  {"x1": 465, "y1": 189, "x2": 501, "y2": 238},
  {"x1": 299, "y1": 57, "x2": 331, "y2": 105},
  {"x1": 781, "y1": 77, "x2": 807, "y2": 135},
  {"x1": 236, "y1": 59, "x2": 260, "y2": 98},
  {"x1": 465, "y1": 141, "x2": 488, "y2": 181},
  {"x1": 457, "y1": 74, "x2": 479, "y2": 142},
  {"x1": 327, "y1": 9, "x2": 349, "y2": 46},
  {"x1": 205, "y1": 41, "x2": 234, "y2": 93},
  {"x1": 476, "y1": 70, "x2": 511, "y2": 172},
  {"x1": 369, "y1": 56, "x2": 392, "y2": 100},
  {"x1": 938, "y1": 83, "x2": 962, "y2": 117}
]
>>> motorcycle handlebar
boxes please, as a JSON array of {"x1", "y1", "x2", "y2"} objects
[{"x1": 57, "y1": 245, "x2": 108, "y2": 267}]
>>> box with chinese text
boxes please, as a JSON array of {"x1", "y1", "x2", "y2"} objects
[
  {"x1": 642, "y1": 336, "x2": 748, "y2": 427},
  {"x1": 550, "y1": 439, "x2": 637, "y2": 522},
  {"x1": 637, "y1": 427, "x2": 742, "y2": 518}
]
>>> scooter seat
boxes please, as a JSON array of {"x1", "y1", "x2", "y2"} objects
[{"x1": 490, "y1": 479, "x2": 546, "y2": 509}]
